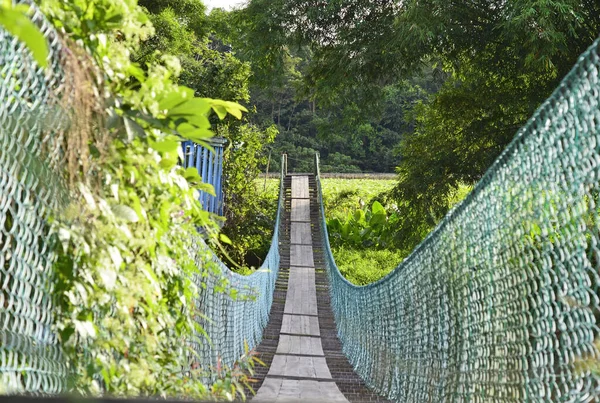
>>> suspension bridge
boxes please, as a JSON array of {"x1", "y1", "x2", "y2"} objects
[{"x1": 2, "y1": 4, "x2": 600, "y2": 403}]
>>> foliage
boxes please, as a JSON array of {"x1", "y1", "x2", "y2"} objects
[
  {"x1": 322, "y1": 179, "x2": 470, "y2": 285},
  {"x1": 220, "y1": 124, "x2": 278, "y2": 268},
  {"x1": 327, "y1": 201, "x2": 399, "y2": 249},
  {"x1": 321, "y1": 179, "x2": 396, "y2": 216},
  {"x1": 137, "y1": 0, "x2": 281, "y2": 272},
  {"x1": 136, "y1": 0, "x2": 251, "y2": 103},
  {"x1": 330, "y1": 247, "x2": 405, "y2": 286},
  {"x1": 32, "y1": 0, "x2": 253, "y2": 399},
  {"x1": 138, "y1": 0, "x2": 208, "y2": 37},
  {"x1": 321, "y1": 179, "x2": 403, "y2": 285},
  {"x1": 53, "y1": 134, "x2": 216, "y2": 397},
  {"x1": 0, "y1": 0, "x2": 48, "y2": 67},
  {"x1": 208, "y1": 5, "x2": 444, "y2": 176},
  {"x1": 223, "y1": 0, "x2": 600, "y2": 257},
  {"x1": 320, "y1": 152, "x2": 361, "y2": 174}
]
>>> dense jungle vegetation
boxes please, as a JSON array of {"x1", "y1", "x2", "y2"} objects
[{"x1": 94, "y1": 0, "x2": 600, "y2": 271}]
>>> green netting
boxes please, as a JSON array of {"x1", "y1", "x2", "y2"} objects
[
  {"x1": 317, "y1": 39, "x2": 600, "y2": 401},
  {"x1": 0, "y1": 3, "x2": 70, "y2": 395},
  {"x1": 0, "y1": 3, "x2": 285, "y2": 395},
  {"x1": 189, "y1": 162, "x2": 283, "y2": 371}
]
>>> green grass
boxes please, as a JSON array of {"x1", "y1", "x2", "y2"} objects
[
  {"x1": 321, "y1": 178, "x2": 396, "y2": 217},
  {"x1": 332, "y1": 247, "x2": 405, "y2": 285},
  {"x1": 319, "y1": 179, "x2": 401, "y2": 285},
  {"x1": 258, "y1": 177, "x2": 470, "y2": 286}
]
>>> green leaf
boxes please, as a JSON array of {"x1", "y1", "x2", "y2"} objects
[
  {"x1": 208, "y1": 99, "x2": 248, "y2": 119},
  {"x1": 371, "y1": 201, "x2": 385, "y2": 215},
  {"x1": 184, "y1": 167, "x2": 202, "y2": 181},
  {"x1": 59, "y1": 326, "x2": 75, "y2": 343},
  {"x1": 127, "y1": 63, "x2": 146, "y2": 82},
  {"x1": 168, "y1": 98, "x2": 211, "y2": 117},
  {"x1": 219, "y1": 233, "x2": 232, "y2": 245},
  {"x1": 177, "y1": 122, "x2": 213, "y2": 143},
  {"x1": 149, "y1": 137, "x2": 179, "y2": 153},
  {"x1": 0, "y1": 6, "x2": 49, "y2": 68},
  {"x1": 123, "y1": 117, "x2": 146, "y2": 141},
  {"x1": 158, "y1": 87, "x2": 194, "y2": 111},
  {"x1": 212, "y1": 105, "x2": 228, "y2": 119},
  {"x1": 178, "y1": 114, "x2": 211, "y2": 131},
  {"x1": 112, "y1": 204, "x2": 139, "y2": 222}
]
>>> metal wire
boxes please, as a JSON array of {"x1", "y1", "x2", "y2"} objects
[
  {"x1": 0, "y1": 2, "x2": 70, "y2": 395},
  {"x1": 188, "y1": 160, "x2": 284, "y2": 371},
  {"x1": 316, "y1": 38, "x2": 600, "y2": 402},
  {"x1": 0, "y1": 4, "x2": 285, "y2": 394}
]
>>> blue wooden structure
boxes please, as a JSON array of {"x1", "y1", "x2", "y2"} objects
[{"x1": 181, "y1": 138, "x2": 226, "y2": 216}]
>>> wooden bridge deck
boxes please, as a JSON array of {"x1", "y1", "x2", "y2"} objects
[{"x1": 252, "y1": 175, "x2": 388, "y2": 403}]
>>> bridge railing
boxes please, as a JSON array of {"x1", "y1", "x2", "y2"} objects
[
  {"x1": 181, "y1": 139, "x2": 225, "y2": 216},
  {"x1": 316, "y1": 39, "x2": 600, "y2": 401},
  {"x1": 0, "y1": 4, "x2": 69, "y2": 394},
  {"x1": 189, "y1": 155, "x2": 284, "y2": 370},
  {"x1": 0, "y1": 3, "x2": 284, "y2": 394}
]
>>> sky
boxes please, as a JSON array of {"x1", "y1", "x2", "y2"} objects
[{"x1": 204, "y1": 0, "x2": 245, "y2": 10}]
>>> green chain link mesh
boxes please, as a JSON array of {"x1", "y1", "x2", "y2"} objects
[
  {"x1": 0, "y1": 2, "x2": 70, "y2": 395},
  {"x1": 317, "y1": 38, "x2": 600, "y2": 402},
  {"x1": 189, "y1": 163, "x2": 283, "y2": 371},
  {"x1": 0, "y1": 3, "x2": 285, "y2": 394}
]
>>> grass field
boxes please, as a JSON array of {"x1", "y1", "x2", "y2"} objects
[
  {"x1": 320, "y1": 179, "x2": 401, "y2": 285},
  {"x1": 257, "y1": 177, "x2": 401, "y2": 285},
  {"x1": 254, "y1": 177, "x2": 472, "y2": 285}
]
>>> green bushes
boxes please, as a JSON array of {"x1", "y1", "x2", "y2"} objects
[
  {"x1": 20, "y1": 0, "x2": 259, "y2": 399},
  {"x1": 331, "y1": 247, "x2": 406, "y2": 286},
  {"x1": 53, "y1": 136, "x2": 215, "y2": 397},
  {"x1": 327, "y1": 201, "x2": 399, "y2": 249},
  {"x1": 321, "y1": 179, "x2": 402, "y2": 285},
  {"x1": 219, "y1": 124, "x2": 278, "y2": 269},
  {"x1": 323, "y1": 179, "x2": 471, "y2": 285}
]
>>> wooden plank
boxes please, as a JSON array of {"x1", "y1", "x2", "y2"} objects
[
  {"x1": 290, "y1": 199, "x2": 310, "y2": 222},
  {"x1": 254, "y1": 377, "x2": 283, "y2": 401},
  {"x1": 284, "y1": 267, "x2": 317, "y2": 315},
  {"x1": 299, "y1": 381, "x2": 348, "y2": 402},
  {"x1": 267, "y1": 356, "x2": 332, "y2": 379},
  {"x1": 277, "y1": 379, "x2": 301, "y2": 399},
  {"x1": 276, "y1": 335, "x2": 324, "y2": 356},
  {"x1": 253, "y1": 379, "x2": 348, "y2": 402},
  {"x1": 290, "y1": 222, "x2": 312, "y2": 245},
  {"x1": 291, "y1": 176, "x2": 309, "y2": 198},
  {"x1": 281, "y1": 314, "x2": 320, "y2": 336},
  {"x1": 290, "y1": 244, "x2": 314, "y2": 267}
]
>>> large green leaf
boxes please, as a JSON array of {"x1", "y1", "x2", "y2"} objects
[
  {"x1": 371, "y1": 201, "x2": 385, "y2": 215},
  {"x1": 0, "y1": 4, "x2": 48, "y2": 68},
  {"x1": 167, "y1": 98, "x2": 211, "y2": 117}
]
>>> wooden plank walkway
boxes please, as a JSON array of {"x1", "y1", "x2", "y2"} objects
[{"x1": 254, "y1": 176, "x2": 348, "y2": 402}]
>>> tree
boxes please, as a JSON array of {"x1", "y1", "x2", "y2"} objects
[{"x1": 241, "y1": 0, "x2": 599, "y2": 251}]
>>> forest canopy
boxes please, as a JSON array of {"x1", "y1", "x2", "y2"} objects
[{"x1": 205, "y1": 0, "x2": 600, "y2": 250}]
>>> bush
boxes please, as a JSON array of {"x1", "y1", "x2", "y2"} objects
[{"x1": 331, "y1": 247, "x2": 406, "y2": 285}]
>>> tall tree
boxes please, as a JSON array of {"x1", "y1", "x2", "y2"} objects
[{"x1": 235, "y1": 0, "x2": 600, "y2": 250}]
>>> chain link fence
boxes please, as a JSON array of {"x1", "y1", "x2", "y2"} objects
[
  {"x1": 0, "y1": 3, "x2": 285, "y2": 395},
  {"x1": 317, "y1": 38, "x2": 600, "y2": 402},
  {"x1": 0, "y1": 2, "x2": 71, "y2": 395}
]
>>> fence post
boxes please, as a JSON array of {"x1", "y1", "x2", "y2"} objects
[
  {"x1": 263, "y1": 149, "x2": 272, "y2": 191},
  {"x1": 314, "y1": 152, "x2": 320, "y2": 177},
  {"x1": 282, "y1": 153, "x2": 288, "y2": 176},
  {"x1": 208, "y1": 137, "x2": 226, "y2": 215}
]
